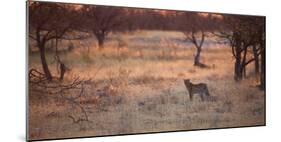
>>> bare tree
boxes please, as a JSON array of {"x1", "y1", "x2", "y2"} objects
[
  {"x1": 81, "y1": 5, "x2": 125, "y2": 49},
  {"x1": 184, "y1": 29, "x2": 206, "y2": 67},
  {"x1": 182, "y1": 13, "x2": 209, "y2": 67},
  {"x1": 29, "y1": 2, "x2": 80, "y2": 80},
  {"x1": 216, "y1": 15, "x2": 265, "y2": 84}
]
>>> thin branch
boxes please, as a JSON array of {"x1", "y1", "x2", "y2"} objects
[
  {"x1": 243, "y1": 58, "x2": 256, "y2": 67},
  {"x1": 29, "y1": 69, "x2": 92, "y2": 124},
  {"x1": 29, "y1": 34, "x2": 37, "y2": 40}
]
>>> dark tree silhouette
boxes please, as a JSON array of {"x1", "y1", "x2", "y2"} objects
[
  {"x1": 184, "y1": 29, "x2": 206, "y2": 67},
  {"x1": 181, "y1": 13, "x2": 210, "y2": 67},
  {"x1": 258, "y1": 18, "x2": 265, "y2": 90},
  {"x1": 81, "y1": 5, "x2": 125, "y2": 49},
  {"x1": 217, "y1": 15, "x2": 265, "y2": 85},
  {"x1": 29, "y1": 2, "x2": 78, "y2": 80}
]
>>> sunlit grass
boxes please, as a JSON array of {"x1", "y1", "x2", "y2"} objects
[{"x1": 28, "y1": 30, "x2": 264, "y2": 140}]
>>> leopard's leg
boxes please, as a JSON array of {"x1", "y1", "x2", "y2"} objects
[
  {"x1": 200, "y1": 94, "x2": 204, "y2": 101},
  {"x1": 190, "y1": 93, "x2": 193, "y2": 101}
]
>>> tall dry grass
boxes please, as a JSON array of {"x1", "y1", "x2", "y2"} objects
[{"x1": 28, "y1": 30, "x2": 264, "y2": 140}]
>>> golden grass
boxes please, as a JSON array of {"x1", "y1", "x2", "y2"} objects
[{"x1": 28, "y1": 31, "x2": 264, "y2": 140}]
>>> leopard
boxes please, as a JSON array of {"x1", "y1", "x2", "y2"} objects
[{"x1": 183, "y1": 79, "x2": 211, "y2": 101}]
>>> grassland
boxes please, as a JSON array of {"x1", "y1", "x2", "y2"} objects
[{"x1": 28, "y1": 31, "x2": 265, "y2": 140}]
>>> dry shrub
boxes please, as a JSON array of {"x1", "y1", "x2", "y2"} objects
[
  {"x1": 105, "y1": 67, "x2": 132, "y2": 95},
  {"x1": 93, "y1": 67, "x2": 131, "y2": 111},
  {"x1": 117, "y1": 67, "x2": 132, "y2": 87}
]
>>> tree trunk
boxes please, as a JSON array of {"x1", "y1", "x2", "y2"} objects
[
  {"x1": 191, "y1": 30, "x2": 205, "y2": 67},
  {"x1": 253, "y1": 45, "x2": 260, "y2": 75},
  {"x1": 241, "y1": 45, "x2": 248, "y2": 78},
  {"x1": 39, "y1": 44, "x2": 52, "y2": 81},
  {"x1": 234, "y1": 46, "x2": 243, "y2": 81},
  {"x1": 243, "y1": 66, "x2": 247, "y2": 78},
  {"x1": 59, "y1": 63, "x2": 66, "y2": 81},
  {"x1": 194, "y1": 46, "x2": 201, "y2": 66},
  {"x1": 95, "y1": 32, "x2": 105, "y2": 49},
  {"x1": 97, "y1": 36, "x2": 104, "y2": 48},
  {"x1": 260, "y1": 45, "x2": 265, "y2": 90},
  {"x1": 234, "y1": 60, "x2": 243, "y2": 81}
]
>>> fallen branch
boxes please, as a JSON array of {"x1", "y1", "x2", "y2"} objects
[{"x1": 29, "y1": 68, "x2": 92, "y2": 124}]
